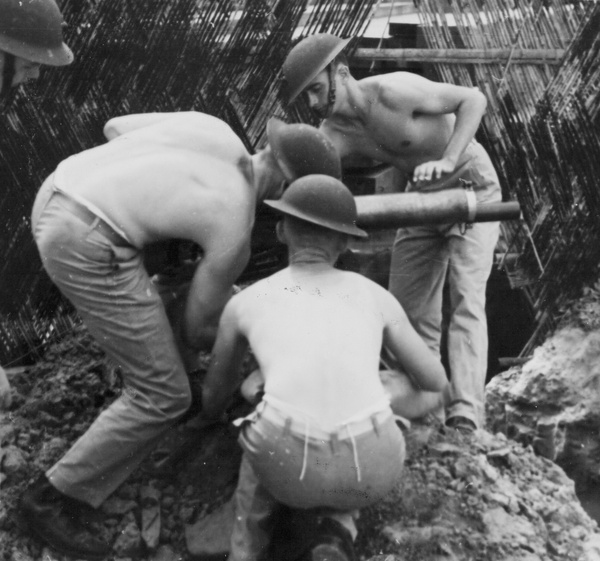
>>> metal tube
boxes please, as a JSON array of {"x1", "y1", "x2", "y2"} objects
[{"x1": 355, "y1": 189, "x2": 521, "y2": 230}]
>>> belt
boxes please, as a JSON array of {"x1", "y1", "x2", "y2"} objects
[
  {"x1": 52, "y1": 191, "x2": 130, "y2": 247},
  {"x1": 257, "y1": 401, "x2": 392, "y2": 440}
]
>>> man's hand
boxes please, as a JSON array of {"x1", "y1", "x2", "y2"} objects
[
  {"x1": 412, "y1": 157, "x2": 456, "y2": 185},
  {"x1": 0, "y1": 366, "x2": 12, "y2": 411}
]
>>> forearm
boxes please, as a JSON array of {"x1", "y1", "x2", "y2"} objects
[
  {"x1": 201, "y1": 314, "x2": 248, "y2": 419},
  {"x1": 201, "y1": 381, "x2": 235, "y2": 420},
  {"x1": 442, "y1": 91, "x2": 487, "y2": 165},
  {"x1": 380, "y1": 369, "x2": 447, "y2": 420},
  {"x1": 0, "y1": 366, "x2": 12, "y2": 411}
]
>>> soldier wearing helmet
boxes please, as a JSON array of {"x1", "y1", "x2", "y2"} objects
[
  {"x1": 19, "y1": 112, "x2": 340, "y2": 558},
  {"x1": 0, "y1": 0, "x2": 73, "y2": 96},
  {"x1": 283, "y1": 33, "x2": 502, "y2": 435},
  {"x1": 0, "y1": 0, "x2": 74, "y2": 417},
  {"x1": 201, "y1": 174, "x2": 447, "y2": 561}
]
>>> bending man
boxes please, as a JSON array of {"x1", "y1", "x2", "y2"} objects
[
  {"x1": 201, "y1": 175, "x2": 447, "y2": 561},
  {"x1": 19, "y1": 113, "x2": 341, "y2": 559},
  {"x1": 283, "y1": 34, "x2": 502, "y2": 433}
]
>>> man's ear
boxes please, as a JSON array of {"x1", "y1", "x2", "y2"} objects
[
  {"x1": 275, "y1": 220, "x2": 287, "y2": 244},
  {"x1": 336, "y1": 233, "x2": 349, "y2": 255},
  {"x1": 337, "y1": 64, "x2": 350, "y2": 80}
]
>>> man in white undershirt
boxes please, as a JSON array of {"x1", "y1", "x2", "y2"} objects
[{"x1": 201, "y1": 174, "x2": 447, "y2": 561}]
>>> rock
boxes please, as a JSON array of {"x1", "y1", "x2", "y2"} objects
[
  {"x1": 41, "y1": 547, "x2": 62, "y2": 561},
  {"x1": 185, "y1": 498, "x2": 235, "y2": 557},
  {"x1": 140, "y1": 485, "x2": 161, "y2": 550},
  {"x1": 10, "y1": 550, "x2": 34, "y2": 561},
  {"x1": 1, "y1": 445, "x2": 27, "y2": 479},
  {"x1": 486, "y1": 323, "x2": 600, "y2": 490},
  {"x1": 102, "y1": 497, "x2": 138, "y2": 516},
  {"x1": 149, "y1": 545, "x2": 182, "y2": 561},
  {"x1": 382, "y1": 523, "x2": 452, "y2": 546},
  {"x1": 113, "y1": 520, "x2": 142, "y2": 557},
  {"x1": 582, "y1": 533, "x2": 600, "y2": 561},
  {"x1": 0, "y1": 421, "x2": 15, "y2": 445},
  {"x1": 482, "y1": 507, "x2": 540, "y2": 548},
  {"x1": 35, "y1": 437, "x2": 68, "y2": 466}
]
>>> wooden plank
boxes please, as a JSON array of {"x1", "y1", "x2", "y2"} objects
[{"x1": 352, "y1": 47, "x2": 565, "y2": 65}]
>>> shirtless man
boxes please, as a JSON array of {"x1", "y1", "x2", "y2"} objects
[
  {"x1": 283, "y1": 34, "x2": 502, "y2": 433},
  {"x1": 201, "y1": 175, "x2": 447, "y2": 561},
  {"x1": 19, "y1": 112, "x2": 341, "y2": 559},
  {"x1": 0, "y1": 0, "x2": 73, "y2": 407}
]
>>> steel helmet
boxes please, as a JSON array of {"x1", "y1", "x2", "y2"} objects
[
  {"x1": 265, "y1": 174, "x2": 367, "y2": 238},
  {"x1": 282, "y1": 33, "x2": 351, "y2": 104},
  {"x1": 0, "y1": 0, "x2": 73, "y2": 66},
  {"x1": 267, "y1": 117, "x2": 341, "y2": 180}
]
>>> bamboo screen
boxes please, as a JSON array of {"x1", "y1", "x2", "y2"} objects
[
  {"x1": 0, "y1": 0, "x2": 378, "y2": 366},
  {"x1": 416, "y1": 0, "x2": 599, "y2": 352}
]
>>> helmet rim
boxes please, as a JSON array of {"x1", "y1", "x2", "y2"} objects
[
  {"x1": 283, "y1": 35, "x2": 352, "y2": 104},
  {"x1": 0, "y1": 0, "x2": 73, "y2": 66},
  {"x1": 265, "y1": 175, "x2": 368, "y2": 238},
  {"x1": 0, "y1": 36, "x2": 73, "y2": 66}
]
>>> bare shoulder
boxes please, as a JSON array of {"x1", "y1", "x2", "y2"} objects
[
  {"x1": 161, "y1": 111, "x2": 235, "y2": 135},
  {"x1": 361, "y1": 72, "x2": 430, "y2": 108},
  {"x1": 358, "y1": 273, "x2": 403, "y2": 314}
]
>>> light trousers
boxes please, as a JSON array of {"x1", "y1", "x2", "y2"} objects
[
  {"x1": 388, "y1": 142, "x2": 501, "y2": 428},
  {"x1": 228, "y1": 400, "x2": 405, "y2": 560},
  {"x1": 32, "y1": 177, "x2": 191, "y2": 507}
]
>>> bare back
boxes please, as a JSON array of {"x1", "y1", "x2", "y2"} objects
[
  {"x1": 55, "y1": 112, "x2": 255, "y2": 251},
  {"x1": 322, "y1": 72, "x2": 463, "y2": 173},
  {"x1": 229, "y1": 265, "x2": 417, "y2": 425}
]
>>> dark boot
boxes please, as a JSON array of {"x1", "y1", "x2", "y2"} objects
[
  {"x1": 306, "y1": 517, "x2": 356, "y2": 561},
  {"x1": 17, "y1": 475, "x2": 111, "y2": 560}
]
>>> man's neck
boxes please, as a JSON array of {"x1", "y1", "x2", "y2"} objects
[
  {"x1": 332, "y1": 79, "x2": 371, "y2": 124},
  {"x1": 289, "y1": 247, "x2": 337, "y2": 267}
]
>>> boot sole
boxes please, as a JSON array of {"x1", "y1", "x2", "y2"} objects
[
  {"x1": 310, "y1": 543, "x2": 352, "y2": 561},
  {"x1": 15, "y1": 509, "x2": 110, "y2": 560}
]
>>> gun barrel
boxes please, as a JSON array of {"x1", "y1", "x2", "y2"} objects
[{"x1": 355, "y1": 189, "x2": 521, "y2": 230}]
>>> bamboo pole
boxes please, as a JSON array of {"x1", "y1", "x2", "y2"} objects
[{"x1": 352, "y1": 47, "x2": 565, "y2": 64}]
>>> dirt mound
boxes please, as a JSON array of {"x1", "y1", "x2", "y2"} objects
[{"x1": 1, "y1": 324, "x2": 599, "y2": 560}]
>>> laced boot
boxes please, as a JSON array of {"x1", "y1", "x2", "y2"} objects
[{"x1": 17, "y1": 474, "x2": 111, "y2": 560}]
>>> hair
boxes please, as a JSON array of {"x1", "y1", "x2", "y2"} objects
[
  {"x1": 282, "y1": 215, "x2": 348, "y2": 253},
  {"x1": 332, "y1": 52, "x2": 349, "y2": 68}
]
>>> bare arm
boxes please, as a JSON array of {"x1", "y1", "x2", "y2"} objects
[
  {"x1": 389, "y1": 74, "x2": 487, "y2": 182},
  {"x1": 0, "y1": 366, "x2": 12, "y2": 411},
  {"x1": 103, "y1": 112, "x2": 191, "y2": 141},
  {"x1": 182, "y1": 242, "x2": 250, "y2": 351},
  {"x1": 201, "y1": 301, "x2": 249, "y2": 419},
  {"x1": 380, "y1": 290, "x2": 447, "y2": 392}
]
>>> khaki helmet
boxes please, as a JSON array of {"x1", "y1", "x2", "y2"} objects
[
  {"x1": 0, "y1": 0, "x2": 73, "y2": 66},
  {"x1": 267, "y1": 117, "x2": 341, "y2": 181},
  {"x1": 265, "y1": 174, "x2": 367, "y2": 238},
  {"x1": 282, "y1": 33, "x2": 351, "y2": 104}
]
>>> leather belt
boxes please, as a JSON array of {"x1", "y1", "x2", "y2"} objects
[{"x1": 52, "y1": 191, "x2": 130, "y2": 247}]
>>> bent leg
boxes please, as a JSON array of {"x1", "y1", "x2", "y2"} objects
[
  {"x1": 35, "y1": 205, "x2": 191, "y2": 507},
  {"x1": 229, "y1": 454, "x2": 278, "y2": 561}
]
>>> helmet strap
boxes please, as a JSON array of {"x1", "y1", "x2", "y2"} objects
[
  {"x1": 0, "y1": 53, "x2": 19, "y2": 111},
  {"x1": 1, "y1": 52, "x2": 16, "y2": 98},
  {"x1": 325, "y1": 63, "x2": 337, "y2": 118}
]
